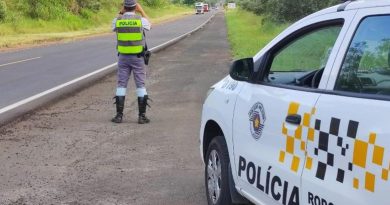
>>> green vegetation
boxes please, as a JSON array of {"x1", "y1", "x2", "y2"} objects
[
  {"x1": 237, "y1": 0, "x2": 339, "y2": 23},
  {"x1": 225, "y1": 9, "x2": 288, "y2": 59},
  {"x1": 143, "y1": 4, "x2": 192, "y2": 22},
  {"x1": 0, "y1": 0, "x2": 192, "y2": 48},
  {"x1": 271, "y1": 26, "x2": 341, "y2": 71},
  {"x1": 0, "y1": 0, "x2": 6, "y2": 21},
  {"x1": 226, "y1": 0, "x2": 343, "y2": 64},
  {"x1": 226, "y1": 9, "x2": 342, "y2": 71}
]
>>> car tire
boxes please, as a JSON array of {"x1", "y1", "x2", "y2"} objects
[{"x1": 205, "y1": 136, "x2": 233, "y2": 205}]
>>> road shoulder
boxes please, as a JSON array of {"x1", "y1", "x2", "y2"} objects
[{"x1": 0, "y1": 12, "x2": 231, "y2": 205}]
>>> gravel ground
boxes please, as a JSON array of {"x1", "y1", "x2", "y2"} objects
[{"x1": 0, "y1": 12, "x2": 231, "y2": 205}]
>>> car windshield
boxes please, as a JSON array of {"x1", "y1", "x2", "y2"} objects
[
  {"x1": 335, "y1": 15, "x2": 390, "y2": 95},
  {"x1": 265, "y1": 25, "x2": 343, "y2": 88}
]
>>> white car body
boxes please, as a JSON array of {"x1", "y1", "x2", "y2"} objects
[{"x1": 200, "y1": 1, "x2": 390, "y2": 205}]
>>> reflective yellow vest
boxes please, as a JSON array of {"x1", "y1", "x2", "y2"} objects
[{"x1": 116, "y1": 15, "x2": 144, "y2": 54}]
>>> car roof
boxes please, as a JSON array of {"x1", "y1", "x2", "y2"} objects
[
  {"x1": 317, "y1": 0, "x2": 390, "y2": 15},
  {"x1": 294, "y1": 0, "x2": 390, "y2": 26},
  {"x1": 345, "y1": 0, "x2": 390, "y2": 11}
]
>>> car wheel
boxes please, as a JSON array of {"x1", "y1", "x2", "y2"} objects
[{"x1": 205, "y1": 136, "x2": 232, "y2": 205}]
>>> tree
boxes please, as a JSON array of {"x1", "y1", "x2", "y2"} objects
[
  {"x1": 0, "y1": 0, "x2": 6, "y2": 21},
  {"x1": 183, "y1": 0, "x2": 196, "y2": 5},
  {"x1": 238, "y1": 0, "x2": 341, "y2": 23}
]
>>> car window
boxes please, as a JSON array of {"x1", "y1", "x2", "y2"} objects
[
  {"x1": 335, "y1": 15, "x2": 390, "y2": 96},
  {"x1": 264, "y1": 25, "x2": 342, "y2": 88}
]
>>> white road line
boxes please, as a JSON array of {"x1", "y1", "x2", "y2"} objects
[
  {"x1": 0, "y1": 63, "x2": 116, "y2": 115},
  {"x1": 0, "y1": 57, "x2": 42, "y2": 68},
  {"x1": 150, "y1": 14, "x2": 214, "y2": 52},
  {"x1": 0, "y1": 14, "x2": 215, "y2": 115}
]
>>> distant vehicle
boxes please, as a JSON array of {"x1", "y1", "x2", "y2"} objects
[
  {"x1": 203, "y1": 3, "x2": 209, "y2": 12},
  {"x1": 200, "y1": 1, "x2": 390, "y2": 205},
  {"x1": 195, "y1": 2, "x2": 204, "y2": 14},
  {"x1": 227, "y1": 3, "x2": 236, "y2": 9}
]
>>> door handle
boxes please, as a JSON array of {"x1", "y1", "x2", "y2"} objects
[{"x1": 286, "y1": 114, "x2": 301, "y2": 125}]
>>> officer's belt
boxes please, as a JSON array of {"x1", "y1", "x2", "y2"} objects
[{"x1": 119, "y1": 50, "x2": 145, "y2": 58}]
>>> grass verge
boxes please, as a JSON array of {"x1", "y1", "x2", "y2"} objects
[
  {"x1": 225, "y1": 9, "x2": 288, "y2": 59},
  {"x1": 0, "y1": 4, "x2": 192, "y2": 49},
  {"x1": 226, "y1": 9, "x2": 342, "y2": 70}
]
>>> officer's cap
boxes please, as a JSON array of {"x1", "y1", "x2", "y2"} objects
[{"x1": 124, "y1": 0, "x2": 137, "y2": 7}]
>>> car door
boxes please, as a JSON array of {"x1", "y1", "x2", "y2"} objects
[
  {"x1": 301, "y1": 7, "x2": 390, "y2": 205},
  {"x1": 231, "y1": 11, "x2": 356, "y2": 205}
]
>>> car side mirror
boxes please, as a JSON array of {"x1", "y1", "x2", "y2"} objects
[{"x1": 229, "y1": 58, "x2": 254, "y2": 82}]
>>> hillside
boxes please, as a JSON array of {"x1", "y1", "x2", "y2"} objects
[{"x1": 0, "y1": 0, "x2": 192, "y2": 48}]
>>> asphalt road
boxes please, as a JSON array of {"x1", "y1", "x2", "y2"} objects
[
  {"x1": 0, "y1": 11, "x2": 214, "y2": 110},
  {"x1": 0, "y1": 12, "x2": 231, "y2": 205}
]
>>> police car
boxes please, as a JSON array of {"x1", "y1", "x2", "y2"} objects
[{"x1": 200, "y1": 1, "x2": 390, "y2": 205}]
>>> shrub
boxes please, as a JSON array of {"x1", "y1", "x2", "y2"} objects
[
  {"x1": 239, "y1": 0, "x2": 269, "y2": 15},
  {"x1": 182, "y1": 0, "x2": 196, "y2": 5},
  {"x1": 13, "y1": 0, "x2": 30, "y2": 17},
  {"x1": 67, "y1": 0, "x2": 81, "y2": 14},
  {"x1": 0, "y1": 0, "x2": 6, "y2": 21},
  {"x1": 238, "y1": 0, "x2": 340, "y2": 23},
  {"x1": 266, "y1": 0, "x2": 306, "y2": 22},
  {"x1": 27, "y1": 0, "x2": 68, "y2": 20},
  {"x1": 99, "y1": 0, "x2": 122, "y2": 9},
  {"x1": 77, "y1": 0, "x2": 101, "y2": 11},
  {"x1": 141, "y1": 0, "x2": 168, "y2": 8},
  {"x1": 79, "y1": 8, "x2": 93, "y2": 19}
]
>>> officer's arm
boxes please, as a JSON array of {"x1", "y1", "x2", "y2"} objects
[
  {"x1": 136, "y1": 4, "x2": 149, "y2": 19},
  {"x1": 112, "y1": 18, "x2": 117, "y2": 32},
  {"x1": 112, "y1": 10, "x2": 125, "y2": 32},
  {"x1": 142, "y1": 18, "x2": 151, "y2": 31},
  {"x1": 136, "y1": 3, "x2": 152, "y2": 30}
]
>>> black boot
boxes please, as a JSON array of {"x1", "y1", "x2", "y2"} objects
[
  {"x1": 138, "y1": 95, "x2": 150, "y2": 124},
  {"x1": 112, "y1": 96, "x2": 125, "y2": 123}
]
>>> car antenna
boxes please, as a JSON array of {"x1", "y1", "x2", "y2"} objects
[{"x1": 337, "y1": 0, "x2": 356, "y2": 12}]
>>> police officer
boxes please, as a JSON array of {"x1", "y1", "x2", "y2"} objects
[{"x1": 112, "y1": 0, "x2": 151, "y2": 124}]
